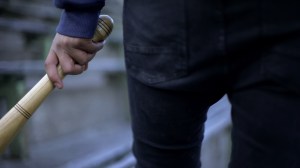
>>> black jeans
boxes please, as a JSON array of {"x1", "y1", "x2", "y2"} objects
[{"x1": 123, "y1": 0, "x2": 300, "y2": 167}]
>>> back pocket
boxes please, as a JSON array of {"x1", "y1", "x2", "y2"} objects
[
  {"x1": 123, "y1": 0, "x2": 188, "y2": 85},
  {"x1": 125, "y1": 44, "x2": 187, "y2": 84}
]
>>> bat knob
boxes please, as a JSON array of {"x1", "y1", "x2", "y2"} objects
[{"x1": 92, "y1": 15, "x2": 114, "y2": 42}]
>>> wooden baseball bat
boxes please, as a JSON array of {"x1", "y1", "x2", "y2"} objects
[{"x1": 0, "y1": 15, "x2": 114, "y2": 153}]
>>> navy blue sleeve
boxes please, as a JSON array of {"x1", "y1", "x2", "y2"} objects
[{"x1": 54, "y1": 0, "x2": 105, "y2": 38}]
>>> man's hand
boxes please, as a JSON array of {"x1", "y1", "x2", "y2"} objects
[{"x1": 45, "y1": 33, "x2": 104, "y2": 89}]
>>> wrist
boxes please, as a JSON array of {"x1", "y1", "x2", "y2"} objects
[{"x1": 56, "y1": 10, "x2": 100, "y2": 39}]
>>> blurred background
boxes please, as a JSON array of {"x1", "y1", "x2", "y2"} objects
[{"x1": 0, "y1": 0, "x2": 232, "y2": 167}]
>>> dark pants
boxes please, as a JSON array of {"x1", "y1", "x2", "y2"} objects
[{"x1": 123, "y1": 0, "x2": 300, "y2": 167}]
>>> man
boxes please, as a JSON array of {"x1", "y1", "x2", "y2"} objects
[{"x1": 47, "y1": 0, "x2": 300, "y2": 167}]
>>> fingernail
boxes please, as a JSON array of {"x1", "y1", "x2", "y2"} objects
[{"x1": 55, "y1": 82, "x2": 62, "y2": 89}]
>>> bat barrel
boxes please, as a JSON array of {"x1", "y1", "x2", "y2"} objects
[{"x1": 0, "y1": 74, "x2": 55, "y2": 153}]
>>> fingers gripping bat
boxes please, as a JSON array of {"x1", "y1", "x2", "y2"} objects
[{"x1": 0, "y1": 15, "x2": 114, "y2": 153}]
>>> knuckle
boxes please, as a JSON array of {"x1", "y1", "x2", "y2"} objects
[
  {"x1": 44, "y1": 60, "x2": 51, "y2": 68},
  {"x1": 78, "y1": 53, "x2": 90, "y2": 65},
  {"x1": 79, "y1": 55, "x2": 89, "y2": 64},
  {"x1": 62, "y1": 64, "x2": 73, "y2": 74},
  {"x1": 73, "y1": 39, "x2": 86, "y2": 48},
  {"x1": 57, "y1": 39, "x2": 68, "y2": 48}
]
